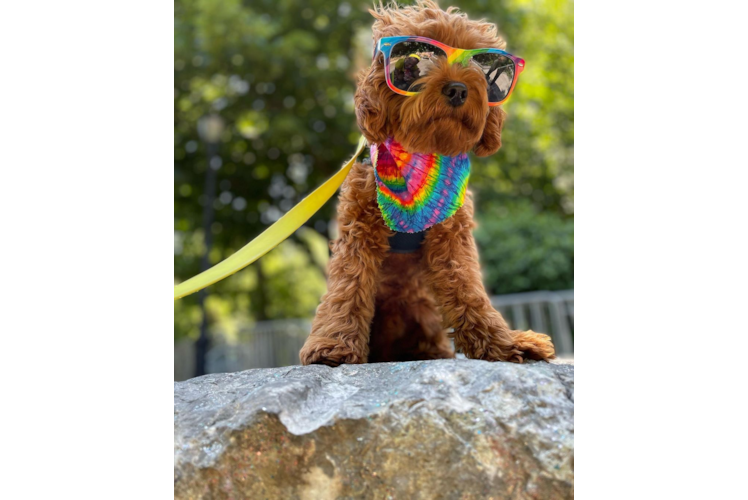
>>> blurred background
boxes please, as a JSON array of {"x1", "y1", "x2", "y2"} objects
[
  {"x1": 174, "y1": 0, "x2": 748, "y2": 380},
  {"x1": 174, "y1": 0, "x2": 573, "y2": 380}
]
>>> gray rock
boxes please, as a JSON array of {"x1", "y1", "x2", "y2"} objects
[{"x1": 174, "y1": 359, "x2": 574, "y2": 499}]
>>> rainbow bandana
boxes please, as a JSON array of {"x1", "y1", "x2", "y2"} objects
[{"x1": 371, "y1": 138, "x2": 470, "y2": 233}]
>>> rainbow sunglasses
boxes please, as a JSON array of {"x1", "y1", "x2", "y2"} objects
[{"x1": 374, "y1": 36, "x2": 525, "y2": 106}]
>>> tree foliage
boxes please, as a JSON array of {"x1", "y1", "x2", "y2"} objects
[{"x1": 474, "y1": 203, "x2": 573, "y2": 294}]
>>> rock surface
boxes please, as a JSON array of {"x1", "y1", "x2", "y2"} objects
[{"x1": 174, "y1": 359, "x2": 574, "y2": 499}]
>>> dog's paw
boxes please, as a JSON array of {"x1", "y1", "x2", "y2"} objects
[
  {"x1": 507, "y1": 330, "x2": 556, "y2": 363},
  {"x1": 461, "y1": 330, "x2": 556, "y2": 363},
  {"x1": 299, "y1": 339, "x2": 365, "y2": 367}
]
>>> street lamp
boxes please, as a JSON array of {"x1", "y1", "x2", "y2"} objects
[{"x1": 195, "y1": 113, "x2": 225, "y2": 377}]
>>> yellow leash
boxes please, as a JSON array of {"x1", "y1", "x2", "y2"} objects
[{"x1": 174, "y1": 135, "x2": 368, "y2": 300}]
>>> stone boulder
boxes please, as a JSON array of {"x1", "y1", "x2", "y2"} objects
[{"x1": 174, "y1": 359, "x2": 574, "y2": 499}]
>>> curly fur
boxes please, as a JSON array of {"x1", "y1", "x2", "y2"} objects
[{"x1": 300, "y1": 0, "x2": 555, "y2": 366}]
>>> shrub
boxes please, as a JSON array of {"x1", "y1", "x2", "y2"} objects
[{"x1": 474, "y1": 204, "x2": 573, "y2": 295}]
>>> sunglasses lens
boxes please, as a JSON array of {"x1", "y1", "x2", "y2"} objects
[
  {"x1": 471, "y1": 53, "x2": 515, "y2": 103},
  {"x1": 388, "y1": 41, "x2": 447, "y2": 92}
]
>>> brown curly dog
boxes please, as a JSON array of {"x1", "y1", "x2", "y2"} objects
[{"x1": 300, "y1": 0, "x2": 555, "y2": 366}]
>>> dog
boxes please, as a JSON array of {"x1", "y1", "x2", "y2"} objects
[{"x1": 300, "y1": 0, "x2": 556, "y2": 366}]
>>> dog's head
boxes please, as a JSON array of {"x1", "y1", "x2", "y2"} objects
[{"x1": 355, "y1": 0, "x2": 508, "y2": 157}]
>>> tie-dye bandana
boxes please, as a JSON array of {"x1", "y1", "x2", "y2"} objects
[{"x1": 371, "y1": 138, "x2": 470, "y2": 233}]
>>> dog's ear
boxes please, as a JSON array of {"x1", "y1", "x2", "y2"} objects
[
  {"x1": 354, "y1": 66, "x2": 390, "y2": 144},
  {"x1": 473, "y1": 107, "x2": 506, "y2": 157}
]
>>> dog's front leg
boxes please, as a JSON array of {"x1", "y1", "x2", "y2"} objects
[
  {"x1": 423, "y1": 196, "x2": 555, "y2": 363},
  {"x1": 300, "y1": 163, "x2": 391, "y2": 366}
]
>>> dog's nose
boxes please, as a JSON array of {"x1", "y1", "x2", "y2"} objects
[{"x1": 442, "y1": 81, "x2": 468, "y2": 106}]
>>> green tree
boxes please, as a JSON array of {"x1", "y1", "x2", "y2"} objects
[{"x1": 175, "y1": 0, "x2": 373, "y2": 339}]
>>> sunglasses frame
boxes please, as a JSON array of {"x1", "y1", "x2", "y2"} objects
[{"x1": 373, "y1": 35, "x2": 525, "y2": 107}]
